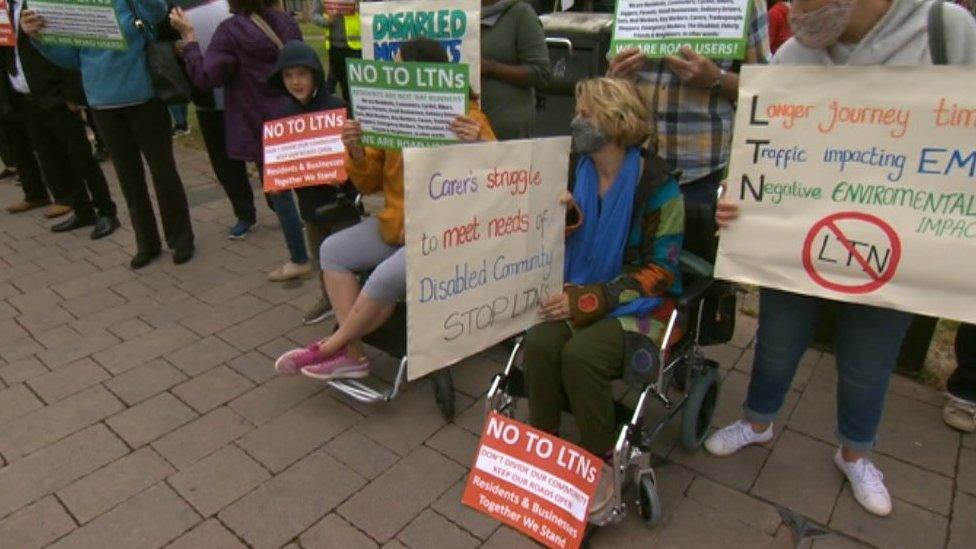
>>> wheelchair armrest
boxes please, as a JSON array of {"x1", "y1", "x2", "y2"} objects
[
  {"x1": 313, "y1": 200, "x2": 349, "y2": 218},
  {"x1": 677, "y1": 276, "x2": 715, "y2": 309},
  {"x1": 679, "y1": 250, "x2": 714, "y2": 278}
]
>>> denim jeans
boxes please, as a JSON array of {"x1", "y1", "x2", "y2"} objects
[
  {"x1": 267, "y1": 191, "x2": 308, "y2": 264},
  {"x1": 948, "y1": 323, "x2": 976, "y2": 403},
  {"x1": 744, "y1": 288, "x2": 913, "y2": 451}
]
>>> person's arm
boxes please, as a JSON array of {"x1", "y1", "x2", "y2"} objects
[
  {"x1": 180, "y1": 26, "x2": 238, "y2": 90},
  {"x1": 345, "y1": 148, "x2": 386, "y2": 195},
  {"x1": 20, "y1": 9, "x2": 82, "y2": 69},
  {"x1": 563, "y1": 180, "x2": 684, "y2": 327},
  {"x1": 946, "y1": 2, "x2": 976, "y2": 65}
]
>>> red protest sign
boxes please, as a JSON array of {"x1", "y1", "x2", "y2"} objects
[
  {"x1": 0, "y1": 1, "x2": 16, "y2": 48},
  {"x1": 323, "y1": 0, "x2": 357, "y2": 16},
  {"x1": 462, "y1": 412, "x2": 601, "y2": 549},
  {"x1": 262, "y1": 109, "x2": 347, "y2": 192},
  {"x1": 801, "y1": 211, "x2": 902, "y2": 295}
]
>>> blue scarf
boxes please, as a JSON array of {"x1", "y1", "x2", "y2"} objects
[{"x1": 564, "y1": 147, "x2": 660, "y2": 317}]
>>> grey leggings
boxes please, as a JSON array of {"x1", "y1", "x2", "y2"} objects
[{"x1": 319, "y1": 217, "x2": 405, "y2": 303}]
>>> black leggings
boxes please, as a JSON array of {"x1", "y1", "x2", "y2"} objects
[{"x1": 92, "y1": 101, "x2": 194, "y2": 254}]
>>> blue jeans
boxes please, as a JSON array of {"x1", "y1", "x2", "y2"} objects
[
  {"x1": 267, "y1": 190, "x2": 308, "y2": 264},
  {"x1": 169, "y1": 104, "x2": 188, "y2": 127},
  {"x1": 744, "y1": 288, "x2": 913, "y2": 451}
]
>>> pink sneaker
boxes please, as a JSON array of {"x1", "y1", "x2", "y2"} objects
[
  {"x1": 275, "y1": 343, "x2": 329, "y2": 375},
  {"x1": 301, "y1": 348, "x2": 370, "y2": 380}
]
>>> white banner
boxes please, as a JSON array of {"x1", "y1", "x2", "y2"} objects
[
  {"x1": 360, "y1": 0, "x2": 481, "y2": 92},
  {"x1": 403, "y1": 138, "x2": 570, "y2": 380},
  {"x1": 715, "y1": 66, "x2": 976, "y2": 324}
]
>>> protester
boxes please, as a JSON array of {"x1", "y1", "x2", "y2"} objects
[
  {"x1": 768, "y1": 1, "x2": 793, "y2": 53},
  {"x1": 1, "y1": 0, "x2": 119, "y2": 238},
  {"x1": 158, "y1": 18, "x2": 259, "y2": 240},
  {"x1": 480, "y1": 0, "x2": 552, "y2": 140},
  {"x1": 274, "y1": 38, "x2": 496, "y2": 379},
  {"x1": 607, "y1": 0, "x2": 770, "y2": 206},
  {"x1": 312, "y1": 0, "x2": 368, "y2": 101},
  {"x1": 522, "y1": 77, "x2": 683, "y2": 518},
  {"x1": 22, "y1": 0, "x2": 195, "y2": 267},
  {"x1": 267, "y1": 40, "x2": 361, "y2": 324},
  {"x1": 707, "y1": 0, "x2": 976, "y2": 518},
  {"x1": 945, "y1": 324, "x2": 976, "y2": 432},
  {"x1": 172, "y1": 0, "x2": 313, "y2": 280}
]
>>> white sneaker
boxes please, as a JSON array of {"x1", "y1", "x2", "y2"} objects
[
  {"x1": 833, "y1": 449, "x2": 892, "y2": 517},
  {"x1": 943, "y1": 394, "x2": 976, "y2": 433},
  {"x1": 704, "y1": 420, "x2": 774, "y2": 456}
]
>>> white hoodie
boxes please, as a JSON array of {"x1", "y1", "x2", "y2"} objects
[{"x1": 772, "y1": 0, "x2": 976, "y2": 66}]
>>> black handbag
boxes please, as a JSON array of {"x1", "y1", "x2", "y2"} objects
[{"x1": 124, "y1": 0, "x2": 192, "y2": 105}]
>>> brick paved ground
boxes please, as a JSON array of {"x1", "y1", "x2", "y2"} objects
[{"x1": 0, "y1": 146, "x2": 972, "y2": 549}]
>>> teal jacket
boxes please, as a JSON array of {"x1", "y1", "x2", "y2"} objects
[{"x1": 34, "y1": 0, "x2": 168, "y2": 108}]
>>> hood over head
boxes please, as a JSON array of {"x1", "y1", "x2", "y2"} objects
[{"x1": 268, "y1": 40, "x2": 327, "y2": 95}]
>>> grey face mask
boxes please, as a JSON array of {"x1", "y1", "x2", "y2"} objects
[{"x1": 570, "y1": 116, "x2": 609, "y2": 154}]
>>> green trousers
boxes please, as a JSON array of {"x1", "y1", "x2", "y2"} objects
[{"x1": 524, "y1": 318, "x2": 624, "y2": 455}]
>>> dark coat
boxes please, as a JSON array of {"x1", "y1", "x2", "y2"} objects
[
  {"x1": 0, "y1": 1, "x2": 86, "y2": 116},
  {"x1": 268, "y1": 40, "x2": 352, "y2": 223}
]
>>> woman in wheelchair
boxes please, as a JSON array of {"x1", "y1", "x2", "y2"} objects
[
  {"x1": 275, "y1": 38, "x2": 497, "y2": 379},
  {"x1": 525, "y1": 78, "x2": 684, "y2": 517}
]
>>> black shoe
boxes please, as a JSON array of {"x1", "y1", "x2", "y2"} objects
[
  {"x1": 51, "y1": 213, "x2": 96, "y2": 233},
  {"x1": 130, "y1": 250, "x2": 160, "y2": 270},
  {"x1": 90, "y1": 216, "x2": 120, "y2": 240},
  {"x1": 173, "y1": 246, "x2": 194, "y2": 265}
]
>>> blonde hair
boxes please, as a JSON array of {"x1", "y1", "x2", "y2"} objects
[{"x1": 575, "y1": 78, "x2": 655, "y2": 149}]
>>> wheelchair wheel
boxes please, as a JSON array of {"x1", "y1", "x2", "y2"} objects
[
  {"x1": 637, "y1": 472, "x2": 662, "y2": 528},
  {"x1": 679, "y1": 367, "x2": 720, "y2": 451},
  {"x1": 432, "y1": 369, "x2": 455, "y2": 421}
]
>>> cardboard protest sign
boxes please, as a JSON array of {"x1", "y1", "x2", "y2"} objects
[
  {"x1": 403, "y1": 137, "x2": 570, "y2": 380},
  {"x1": 610, "y1": 0, "x2": 753, "y2": 59},
  {"x1": 360, "y1": 0, "x2": 481, "y2": 92},
  {"x1": 0, "y1": 1, "x2": 15, "y2": 48},
  {"x1": 262, "y1": 109, "x2": 348, "y2": 192},
  {"x1": 31, "y1": 0, "x2": 126, "y2": 50},
  {"x1": 324, "y1": 0, "x2": 357, "y2": 16},
  {"x1": 183, "y1": 0, "x2": 232, "y2": 109},
  {"x1": 716, "y1": 66, "x2": 976, "y2": 324},
  {"x1": 462, "y1": 412, "x2": 601, "y2": 549},
  {"x1": 347, "y1": 58, "x2": 469, "y2": 149}
]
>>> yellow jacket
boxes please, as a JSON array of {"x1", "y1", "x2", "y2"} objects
[{"x1": 345, "y1": 103, "x2": 497, "y2": 245}]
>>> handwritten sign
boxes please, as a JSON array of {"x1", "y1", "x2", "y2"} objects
[
  {"x1": 0, "y1": 1, "x2": 15, "y2": 48},
  {"x1": 262, "y1": 109, "x2": 347, "y2": 192},
  {"x1": 462, "y1": 412, "x2": 601, "y2": 549},
  {"x1": 715, "y1": 66, "x2": 976, "y2": 324},
  {"x1": 31, "y1": 0, "x2": 126, "y2": 50},
  {"x1": 347, "y1": 59, "x2": 469, "y2": 149},
  {"x1": 403, "y1": 137, "x2": 569, "y2": 380},
  {"x1": 610, "y1": 0, "x2": 752, "y2": 59},
  {"x1": 360, "y1": 0, "x2": 481, "y2": 92}
]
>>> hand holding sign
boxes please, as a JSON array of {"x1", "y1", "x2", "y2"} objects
[
  {"x1": 664, "y1": 46, "x2": 723, "y2": 90},
  {"x1": 19, "y1": 9, "x2": 44, "y2": 38}
]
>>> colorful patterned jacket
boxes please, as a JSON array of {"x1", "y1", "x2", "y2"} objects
[{"x1": 564, "y1": 152, "x2": 685, "y2": 379}]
